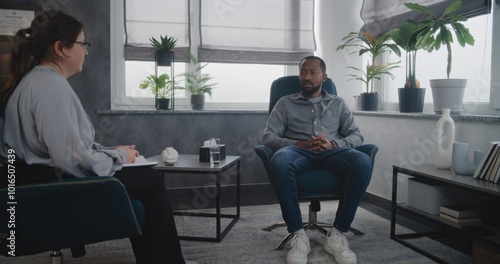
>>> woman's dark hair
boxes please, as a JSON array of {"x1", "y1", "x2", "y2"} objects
[{"x1": 0, "y1": 10, "x2": 83, "y2": 116}]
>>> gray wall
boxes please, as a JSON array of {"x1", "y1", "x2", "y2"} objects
[{"x1": 3, "y1": 1, "x2": 500, "y2": 210}]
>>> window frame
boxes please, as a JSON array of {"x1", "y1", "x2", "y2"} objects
[
  {"x1": 111, "y1": 0, "x2": 301, "y2": 110},
  {"x1": 374, "y1": 5, "x2": 499, "y2": 115}
]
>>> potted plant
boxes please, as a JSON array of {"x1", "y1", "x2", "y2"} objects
[
  {"x1": 150, "y1": 34, "x2": 177, "y2": 66},
  {"x1": 337, "y1": 31, "x2": 401, "y2": 111},
  {"x1": 390, "y1": 20, "x2": 427, "y2": 113},
  {"x1": 405, "y1": 0, "x2": 475, "y2": 113},
  {"x1": 139, "y1": 73, "x2": 176, "y2": 110},
  {"x1": 179, "y1": 53, "x2": 217, "y2": 110}
]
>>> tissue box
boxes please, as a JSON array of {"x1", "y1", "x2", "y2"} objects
[{"x1": 199, "y1": 145, "x2": 226, "y2": 162}]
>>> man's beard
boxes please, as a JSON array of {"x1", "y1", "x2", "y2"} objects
[{"x1": 301, "y1": 83, "x2": 321, "y2": 97}]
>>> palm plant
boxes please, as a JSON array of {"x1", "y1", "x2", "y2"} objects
[
  {"x1": 139, "y1": 73, "x2": 176, "y2": 99},
  {"x1": 346, "y1": 62, "x2": 400, "y2": 93},
  {"x1": 405, "y1": 0, "x2": 475, "y2": 79},
  {"x1": 179, "y1": 53, "x2": 217, "y2": 97},
  {"x1": 390, "y1": 20, "x2": 424, "y2": 88},
  {"x1": 337, "y1": 31, "x2": 401, "y2": 93}
]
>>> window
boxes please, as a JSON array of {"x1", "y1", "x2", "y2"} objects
[
  {"x1": 380, "y1": 14, "x2": 492, "y2": 110},
  {"x1": 361, "y1": 0, "x2": 499, "y2": 115},
  {"x1": 111, "y1": 0, "x2": 314, "y2": 110}
]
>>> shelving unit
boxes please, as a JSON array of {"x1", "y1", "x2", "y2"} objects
[{"x1": 391, "y1": 164, "x2": 500, "y2": 263}]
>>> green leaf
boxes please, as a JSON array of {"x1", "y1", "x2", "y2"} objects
[
  {"x1": 443, "y1": 0, "x2": 461, "y2": 16},
  {"x1": 405, "y1": 3, "x2": 433, "y2": 16}
]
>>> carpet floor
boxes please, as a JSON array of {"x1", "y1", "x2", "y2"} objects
[{"x1": 0, "y1": 201, "x2": 470, "y2": 264}]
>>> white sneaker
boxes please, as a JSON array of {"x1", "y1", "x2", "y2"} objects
[
  {"x1": 287, "y1": 232, "x2": 311, "y2": 264},
  {"x1": 324, "y1": 231, "x2": 357, "y2": 264}
]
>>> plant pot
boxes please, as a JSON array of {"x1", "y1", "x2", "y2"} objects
[
  {"x1": 360, "y1": 92, "x2": 379, "y2": 111},
  {"x1": 156, "y1": 98, "x2": 170, "y2": 110},
  {"x1": 398, "y1": 88, "x2": 425, "y2": 113},
  {"x1": 155, "y1": 51, "x2": 173, "y2": 66},
  {"x1": 430, "y1": 79, "x2": 467, "y2": 114},
  {"x1": 353, "y1": 95, "x2": 362, "y2": 111},
  {"x1": 190, "y1": 94, "x2": 205, "y2": 110}
]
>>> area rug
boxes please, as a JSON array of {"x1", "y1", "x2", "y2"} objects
[{"x1": 0, "y1": 201, "x2": 469, "y2": 263}]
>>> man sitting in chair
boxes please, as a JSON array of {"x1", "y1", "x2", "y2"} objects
[{"x1": 262, "y1": 56, "x2": 372, "y2": 264}]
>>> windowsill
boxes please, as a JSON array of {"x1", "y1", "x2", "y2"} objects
[
  {"x1": 352, "y1": 111, "x2": 500, "y2": 123},
  {"x1": 96, "y1": 109, "x2": 268, "y2": 115},
  {"x1": 97, "y1": 109, "x2": 500, "y2": 122}
]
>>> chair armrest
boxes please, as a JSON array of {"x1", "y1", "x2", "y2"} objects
[
  {"x1": 254, "y1": 145, "x2": 274, "y2": 175},
  {"x1": 355, "y1": 144, "x2": 379, "y2": 165}
]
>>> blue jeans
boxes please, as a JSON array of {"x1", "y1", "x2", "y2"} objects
[{"x1": 269, "y1": 146, "x2": 372, "y2": 233}]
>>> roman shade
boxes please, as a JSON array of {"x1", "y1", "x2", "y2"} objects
[
  {"x1": 198, "y1": 0, "x2": 316, "y2": 64},
  {"x1": 360, "y1": 0, "x2": 492, "y2": 37},
  {"x1": 124, "y1": 0, "x2": 190, "y2": 62}
]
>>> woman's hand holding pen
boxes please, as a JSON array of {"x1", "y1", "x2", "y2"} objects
[{"x1": 115, "y1": 145, "x2": 139, "y2": 163}]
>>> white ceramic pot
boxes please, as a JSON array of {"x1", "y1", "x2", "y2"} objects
[{"x1": 430, "y1": 78, "x2": 467, "y2": 114}]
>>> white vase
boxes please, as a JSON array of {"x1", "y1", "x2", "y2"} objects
[
  {"x1": 452, "y1": 142, "x2": 485, "y2": 175},
  {"x1": 435, "y1": 108, "x2": 455, "y2": 169}
]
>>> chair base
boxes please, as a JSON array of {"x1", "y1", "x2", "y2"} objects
[
  {"x1": 50, "y1": 251, "x2": 63, "y2": 264},
  {"x1": 263, "y1": 201, "x2": 364, "y2": 250},
  {"x1": 49, "y1": 246, "x2": 86, "y2": 264}
]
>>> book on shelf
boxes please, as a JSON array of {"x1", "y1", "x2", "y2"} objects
[
  {"x1": 493, "y1": 160, "x2": 500, "y2": 183},
  {"x1": 480, "y1": 144, "x2": 500, "y2": 180},
  {"x1": 488, "y1": 150, "x2": 500, "y2": 182},
  {"x1": 485, "y1": 149, "x2": 500, "y2": 182},
  {"x1": 439, "y1": 205, "x2": 482, "y2": 218},
  {"x1": 439, "y1": 213, "x2": 481, "y2": 224},
  {"x1": 473, "y1": 141, "x2": 500, "y2": 179}
]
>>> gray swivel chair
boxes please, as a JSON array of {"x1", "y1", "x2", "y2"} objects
[{"x1": 255, "y1": 75, "x2": 379, "y2": 250}]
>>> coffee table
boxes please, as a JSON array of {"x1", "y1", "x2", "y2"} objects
[{"x1": 147, "y1": 154, "x2": 241, "y2": 242}]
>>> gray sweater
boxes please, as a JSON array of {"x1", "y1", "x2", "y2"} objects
[
  {"x1": 262, "y1": 90, "x2": 363, "y2": 152},
  {"x1": 0, "y1": 66, "x2": 127, "y2": 178}
]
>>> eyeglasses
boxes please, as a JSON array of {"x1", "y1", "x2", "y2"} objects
[{"x1": 73, "y1": 41, "x2": 91, "y2": 50}]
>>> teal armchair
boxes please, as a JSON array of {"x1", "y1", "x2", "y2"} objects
[{"x1": 255, "y1": 76, "x2": 379, "y2": 250}]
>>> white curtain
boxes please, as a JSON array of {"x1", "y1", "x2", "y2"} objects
[
  {"x1": 124, "y1": 0, "x2": 190, "y2": 61},
  {"x1": 360, "y1": 0, "x2": 492, "y2": 37},
  {"x1": 198, "y1": 0, "x2": 316, "y2": 64}
]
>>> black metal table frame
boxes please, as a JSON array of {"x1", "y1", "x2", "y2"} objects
[
  {"x1": 391, "y1": 165, "x2": 450, "y2": 263},
  {"x1": 391, "y1": 164, "x2": 500, "y2": 264},
  {"x1": 154, "y1": 156, "x2": 241, "y2": 242}
]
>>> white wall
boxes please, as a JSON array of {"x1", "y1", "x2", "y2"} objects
[{"x1": 315, "y1": 0, "x2": 364, "y2": 109}]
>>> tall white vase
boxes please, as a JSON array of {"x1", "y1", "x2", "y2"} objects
[{"x1": 435, "y1": 108, "x2": 455, "y2": 169}]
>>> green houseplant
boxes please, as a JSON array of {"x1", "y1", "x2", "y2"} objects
[
  {"x1": 337, "y1": 31, "x2": 401, "y2": 111},
  {"x1": 390, "y1": 19, "x2": 427, "y2": 112},
  {"x1": 150, "y1": 34, "x2": 177, "y2": 66},
  {"x1": 179, "y1": 53, "x2": 217, "y2": 110},
  {"x1": 139, "y1": 73, "x2": 176, "y2": 109},
  {"x1": 405, "y1": 0, "x2": 475, "y2": 113}
]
